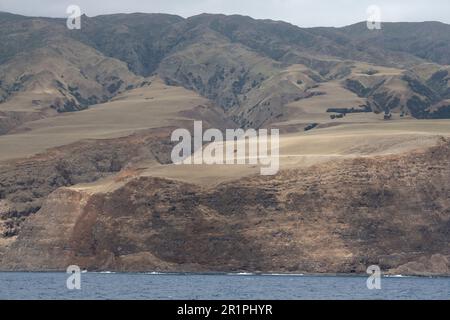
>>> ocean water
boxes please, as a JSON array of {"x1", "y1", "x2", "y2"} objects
[{"x1": 0, "y1": 272, "x2": 448, "y2": 300}]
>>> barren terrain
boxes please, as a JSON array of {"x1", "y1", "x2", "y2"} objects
[{"x1": 0, "y1": 12, "x2": 449, "y2": 275}]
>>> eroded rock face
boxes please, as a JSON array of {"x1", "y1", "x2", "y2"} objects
[
  {"x1": 0, "y1": 128, "x2": 176, "y2": 240},
  {"x1": 2, "y1": 140, "x2": 449, "y2": 275},
  {"x1": 390, "y1": 255, "x2": 449, "y2": 276}
]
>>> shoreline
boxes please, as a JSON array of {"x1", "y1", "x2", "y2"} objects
[{"x1": 0, "y1": 271, "x2": 449, "y2": 278}]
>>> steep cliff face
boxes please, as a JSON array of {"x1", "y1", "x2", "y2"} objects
[
  {"x1": 0, "y1": 127, "x2": 179, "y2": 246},
  {"x1": 2, "y1": 140, "x2": 449, "y2": 275}
]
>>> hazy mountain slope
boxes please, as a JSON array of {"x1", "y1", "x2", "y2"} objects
[
  {"x1": 337, "y1": 21, "x2": 450, "y2": 66},
  {"x1": 185, "y1": 14, "x2": 425, "y2": 69},
  {"x1": 0, "y1": 13, "x2": 149, "y2": 133},
  {"x1": 412, "y1": 64, "x2": 450, "y2": 99},
  {"x1": 0, "y1": 40, "x2": 143, "y2": 112},
  {"x1": 76, "y1": 13, "x2": 426, "y2": 78},
  {"x1": 344, "y1": 68, "x2": 449, "y2": 118},
  {"x1": 0, "y1": 12, "x2": 55, "y2": 65},
  {"x1": 71, "y1": 13, "x2": 184, "y2": 76},
  {"x1": 152, "y1": 14, "x2": 448, "y2": 125},
  {"x1": 158, "y1": 27, "x2": 281, "y2": 109},
  {"x1": 2, "y1": 11, "x2": 450, "y2": 130}
]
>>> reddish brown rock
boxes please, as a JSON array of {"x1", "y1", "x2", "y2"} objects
[{"x1": 2, "y1": 141, "x2": 449, "y2": 275}]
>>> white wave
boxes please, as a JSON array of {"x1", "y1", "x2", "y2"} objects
[{"x1": 262, "y1": 273, "x2": 305, "y2": 276}]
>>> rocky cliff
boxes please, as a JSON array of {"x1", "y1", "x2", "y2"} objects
[{"x1": 2, "y1": 139, "x2": 449, "y2": 275}]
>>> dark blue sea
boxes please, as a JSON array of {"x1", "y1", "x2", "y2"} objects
[{"x1": 0, "y1": 272, "x2": 448, "y2": 300}]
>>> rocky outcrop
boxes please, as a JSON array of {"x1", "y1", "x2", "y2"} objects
[
  {"x1": 2, "y1": 139, "x2": 449, "y2": 275},
  {"x1": 390, "y1": 255, "x2": 449, "y2": 276}
]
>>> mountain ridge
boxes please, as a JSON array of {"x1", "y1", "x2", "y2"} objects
[{"x1": 1, "y1": 11, "x2": 449, "y2": 131}]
